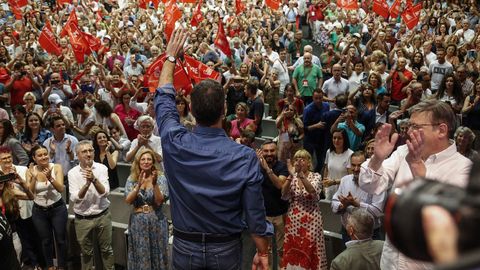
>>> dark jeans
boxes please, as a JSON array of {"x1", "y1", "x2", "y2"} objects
[
  {"x1": 172, "y1": 236, "x2": 242, "y2": 270},
  {"x1": 16, "y1": 217, "x2": 43, "y2": 267},
  {"x1": 32, "y1": 200, "x2": 68, "y2": 268}
]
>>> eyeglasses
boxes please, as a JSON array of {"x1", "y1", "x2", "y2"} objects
[{"x1": 406, "y1": 122, "x2": 441, "y2": 130}]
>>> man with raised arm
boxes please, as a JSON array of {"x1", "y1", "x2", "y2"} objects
[{"x1": 154, "y1": 29, "x2": 272, "y2": 270}]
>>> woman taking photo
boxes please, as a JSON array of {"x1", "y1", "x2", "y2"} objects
[
  {"x1": 276, "y1": 104, "x2": 304, "y2": 163},
  {"x1": 281, "y1": 149, "x2": 327, "y2": 270},
  {"x1": 124, "y1": 148, "x2": 169, "y2": 270},
  {"x1": 93, "y1": 130, "x2": 119, "y2": 190},
  {"x1": 323, "y1": 129, "x2": 353, "y2": 200},
  {"x1": 26, "y1": 145, "x2": 67, "y2": 270},
  {"x1": 20, "y1": 113, "x2": 51, "y2": 155},
  {"x1": 277, "y1": 83, "x2": 304, "y2": 116},
  {"x1": 229, "y1": 102, "x2": 256, "y2": 140},
  {"x1": 0, "y1": 120, "x2": 29, "y2": 166}
]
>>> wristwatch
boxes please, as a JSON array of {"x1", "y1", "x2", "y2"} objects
[{"x1": 166, "y1": 55, "x2": 176, "y2": 63}]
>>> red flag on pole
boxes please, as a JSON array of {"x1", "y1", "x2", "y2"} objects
[
  {"x1": 337, "y1": 0, "x2": 358, "y2": 10},
  {"x1": 60, "y1": 11, "x2": 79, "y2": 37},
  {"x1": 372, "y1": 0, "x2": 390, "y2": 19},
  {"x1": 138, "y1": 0, "x2": 147, "y2": 9},
  {"x1": 184, "y1": 54, "x2": 221, "y2": 83},
  {"x1": 214, "y1": 20, "x2": 232, "y2": 57},
  {"x1": 402, "y1": 2, "x2": 422, "y2": 29},
  {"x1": 82, "y1": 32, "x2": 102, "y2": 52},
  {"x1": 190, "y1": 0, "x2": 204, "y2": 27},
  {"x1": 164, "y1": 0, "x2": 182, "y2": 42},
  {"x1": 38, "y1": 20, "x2": 62, "y2": 56},
  {"x1": 265, "y1": 0, "x2": 281, "y2": 10},
  {"x1": 67, "y1": 30, "x2": 89, "y2": 63},
  {"x1": 8, "y1": 0, "x2": 27, "y2": 8},
  {"x1": 235, "y1": 0, "x2": 246, "y2": 15},
  {"x1": 389, "y1": 0, "x2": 401, "y2": 19},
  {"x1": 145, "y1": 54, "x2": 192, "y2": 94}
]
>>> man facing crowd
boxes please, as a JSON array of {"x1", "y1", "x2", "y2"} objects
[{"x1": 154, "y1": 29, "x2": 272, "y2": 270}]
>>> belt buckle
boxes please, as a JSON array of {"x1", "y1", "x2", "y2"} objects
[{"x1": 142, "y1": 205, "x2": 151, "y2": 213}]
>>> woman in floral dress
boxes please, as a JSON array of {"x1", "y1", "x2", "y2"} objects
[
  {"x1": 281, "y1": 149, "x2": 327, "y2": 270},
  {"x1": 124, "y1": 148, "x2": 169, "y2": 270}
]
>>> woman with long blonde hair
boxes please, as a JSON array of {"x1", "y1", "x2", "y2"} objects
[{"x1": 124, "y1": 148, "x2": 169, "y2": 270}]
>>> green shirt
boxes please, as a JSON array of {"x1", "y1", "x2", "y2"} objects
[{"x1": 292, "y1": 64, "x2": 323, "y2": 97}]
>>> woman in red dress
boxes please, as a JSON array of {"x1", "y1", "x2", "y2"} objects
[{"x1": 281, "y1": 149, "x2": 327, "y2": 270}]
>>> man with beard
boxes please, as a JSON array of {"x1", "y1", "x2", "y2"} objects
[
  {"x1": 292, "y1": 52, "x2": 323, "y2": 105},
  {"x1": 331, "y1": 151, "x2": 386, "y2": 243},
  {"x1": 256, "y1": 141, "x2": 289, "y2": 267}
]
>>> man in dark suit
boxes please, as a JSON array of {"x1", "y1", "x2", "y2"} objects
[
  {"x1": 322, "y1": 94, "x2": 348, "y2": 151},
  {"x1": 330, "y1": 208, "x2": 384, "y2": 270}
]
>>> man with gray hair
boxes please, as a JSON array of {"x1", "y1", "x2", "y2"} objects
[
  {"x1": 68, "y1": 140, "x2": 114, "y2": 270},
  {"x1": 288, "y1": 45, "x2": 321, "y2": 71},
  {"x1": 359, "y1": 99, "x2": 472, "y2": 269},
  {"x1": 330, "y1": 208, "x2": 384, "y2": 270}
]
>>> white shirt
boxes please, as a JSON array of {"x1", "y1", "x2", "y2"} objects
[
  {"x1": 331, "y1": 174, "x2": 386, "y2": 228},
  {"x1": 33, "y1": 164, "x2": 62, "y2": 208},
  {"x1": 322, "y1": 77, "x2": 350, "y2": 109},
  {"x1": 68, "y1": 162, "x2": 110, "y2": 216},
  {"x1": 359, "y1": 143, "x2": 472, "y2": 270},
  {"x1": 127, "y1": 134, "x2": 163, "y2": 159},
  {"x1": 272, "y1": 59, "x2": 290, "y2": 94}
]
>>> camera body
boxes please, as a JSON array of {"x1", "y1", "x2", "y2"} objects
[{"x1": 385, "y1": 160, "x2": 480, "y2": 262}]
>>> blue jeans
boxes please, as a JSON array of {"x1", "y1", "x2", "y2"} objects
[
  {"x1": 32, "y1": 200, "x2": 68, "y2": 268},
  {"x1": 172, "y1": 237, "x2": 242, "y2": 270}
]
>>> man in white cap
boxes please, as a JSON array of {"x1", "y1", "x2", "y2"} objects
[{"x1": 43, "y1": 93, "x2": 74, "y2": 125}]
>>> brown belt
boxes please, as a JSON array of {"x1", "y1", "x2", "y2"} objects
[{"x1": 134, "y1": 205, "x2": 155, "y2": 214}]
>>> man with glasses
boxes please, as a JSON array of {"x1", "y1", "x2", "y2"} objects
[
  {"x1": 68, "y1": 140, "x2": 114, "y2": 270},
  {"x1": 359, "y1": 99, "x2": 472, "y2": 270}
]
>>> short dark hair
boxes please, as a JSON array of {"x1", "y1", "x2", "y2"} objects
[
  {"x1": 351, "y1": 150, "x2": 365, "y2": 160},
  {"x1": 71, "y1": 98, "x2": 86, "y2": 110},
  {"x1": 190, "y1": 79, "x2": 225, "y2": 126},
  {"x1": 335, "y1": 94, "x2": 348, "y2": 108},
  {"x1": 377, "y1": 93, "x2": 391, "y2": 102},
  {"x1": 313, "y1": 88, "x2": 324, "y2": 95},
  {"x1": 94, "y1": 100, "x2": 113, "y2": 117},
  {"x1": 245, "y1": 80, "x2": 258, "y2": 96},
  {"x1": 261, "y1": 139, "x2": 276, "y2": 148}
]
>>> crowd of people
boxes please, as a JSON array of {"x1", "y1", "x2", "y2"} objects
[{"x1": 0, "y1": 0, "x2": 479, "y2": 269}]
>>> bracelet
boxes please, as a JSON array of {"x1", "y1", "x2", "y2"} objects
[{"x1": 257, "y1": 251, "x2": 269, "y2": 257}]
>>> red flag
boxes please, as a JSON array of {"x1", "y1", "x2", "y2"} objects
[
  {"x1": 164, "y1": 0, "x2": 182, "y2": 41},
  {"x1": 180, "y1": 0, "x2": 197, "y2": 2},
  {"x1": 145, "y1": 54, "x2": 192, "y2": 94},
  {"x1": 67, "y1": 30, "x2": 89, "y2": 63},
  {"x1": 337, "y1": 0, "x2": 358, "y2": 10},
  {"x1": 265, "y1": 0, "x2": 281, "y2": 10},
  {"x1": 361, "y1": 0, "x2": 371, "y2": 11},
  {"x1": 138, "y1": 0, "x2": 147, "y2": 9},
  {"x1": 8, "y1": 0, "x2": 27, "y2": 8},
  {"x1": 389, "y1": 0, "x2": 401, "y2": 19},
  {"x1": 9, "y1": 3, "x2": 23, "y2": 20},
  {"x1": 373, "y1": 0, "x2": 389, "y2": 19},
  {"x1": 151, "y1": 0, "x2": 160, "y2": 9},
  {"x1": 214, "y1": 20, "x2": 232, "y2": 57},
  {"x1": 60, "y1": 11, "x2": 79, "y2": 37},
  {"x1": 82, "y1": 32, "x2": 102, "y2": 52},
  {"x1": 184, "y1": 54, "x2": 220, "y2": 83},
  {"x1": 235, "y1": 0, "x2": 245, "y2": 15},
  {"x1": 38, "y1": 20, "x2": 62, "y2": 56},
  {"x1": 57, "y1": 0, "x2": 71, "y2": 5},
  {"x1": 190, "y1": 0, "x2": 203, "y2": 27},
  {"x1": 402, "y1": 2, "x2": 422, "y2": 30}
]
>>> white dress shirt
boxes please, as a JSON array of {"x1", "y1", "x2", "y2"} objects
[
  {"x1": 68, "y1": 162, "x2": 110, "y2": 216},
  {"x1": 359, "y1": 142, "x2": 472, "y2": 270},
  {"x1": 127, "y1": 134, "x2": 163, "y2": 159},
  {"x1": 331, "y1": 174, "x2": 386, "y2": 229}
]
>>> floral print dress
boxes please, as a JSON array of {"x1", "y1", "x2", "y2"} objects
[
  {"x1": 124, "y1": 175, "x2": 169, "y2": 270},
  {"x1": 281, "y1": 172, "x2": 328, "y2": 270}
]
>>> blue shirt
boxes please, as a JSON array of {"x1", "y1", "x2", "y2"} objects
[
  {"x1": 155, "y1": 83, "x2": 273, "y2": 236},
  {"x1": 303, "y1": 101, "x2": 329, "y2": 143},
  {"x1": 338, "y1": 121, "x2": 365, "y2": 151}
]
